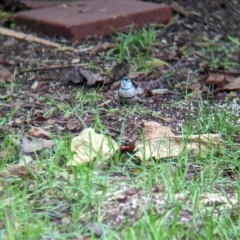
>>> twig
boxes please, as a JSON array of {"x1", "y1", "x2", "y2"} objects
[
  {"x1": 0, "y1": 27, "x2": 80, "y2": 52},
  {"x1": 156, "y1": 59, "x2": 182, "y2": 83},
  {"x1": 18, "y1": 63, "x2": 87, "y2": 74}
]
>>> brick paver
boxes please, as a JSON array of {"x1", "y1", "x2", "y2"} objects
[
  {"x1": 15, "y1": 0, "x2": 171, "y2": 42},
  {"x1": 22, "y1": 1, "x2": 61, "y2": 9},
  {"x1": 22, "y1": 0, "x2": 78, "y2": 9}
]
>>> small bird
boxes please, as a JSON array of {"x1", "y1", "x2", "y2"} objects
[{"x1": 118, "y1": 77, "x2": 137, "y2": 104}]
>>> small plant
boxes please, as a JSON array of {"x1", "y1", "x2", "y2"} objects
[
  {"x1": 107, "y1": 24, "x2": 159, "y2": 69},
  {"x1": 203, "y1": 36, "x2": 240, "y2": 70}
]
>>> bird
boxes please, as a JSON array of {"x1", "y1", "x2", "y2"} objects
[{"x1": 118, "y1": 77, "x2": 137, "y2": 104}]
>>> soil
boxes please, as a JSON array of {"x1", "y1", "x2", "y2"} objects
[{"x1": 0, "y1": 0, "x2": 239, "y2": 236}]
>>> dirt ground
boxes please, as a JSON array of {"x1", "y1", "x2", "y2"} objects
[
  {"x1": 1, "y1": 0, "x2": 240, "y2": 135},
  {"x1": 0, "y1": 0, "x2": 240, "y2": 238}
]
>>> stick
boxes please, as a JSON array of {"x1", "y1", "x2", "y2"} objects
[
  {"x1": 157, "y1": 59, "x2": 182, "y2": 83},
  {"x1": 18, "y1": 63, "x2": 87, "y2": 74},
  {"x1": 0, "y1": 27, "x2": 82, "y2": 53}
]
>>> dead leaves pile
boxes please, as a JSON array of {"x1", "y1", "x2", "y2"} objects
[
  {"x1": 205, "y1": 69, "x2": 240, "y2": 96},
  {"x1": 69, "y1": 128, "x2": 118, "y2": 166},
  {"x1": 70, "y1": 121, "x2": 224, "y2": 165}
]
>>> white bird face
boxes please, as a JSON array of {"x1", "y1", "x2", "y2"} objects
[
  {"x1": 118, "y1": 77, "x2": 136, "y2": 103},
  {"x1": 120, "y1": 78, "x2": 133, "y2": 90}
]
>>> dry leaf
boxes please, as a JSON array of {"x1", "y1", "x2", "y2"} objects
[
  {"x1": 18, "y1": 155, "x2": 33, "y2": 165},
  {"x1": 30, "y1": 115, "x2": 48, "y2": 123},
  {"x1": 120, "y1": 144, "x2": 136, "y2": 154},
  {"x1": 71, "y1": 58, "x2": 81, "y2": 64},
  {"x1": 206, "y1": 70, "x2": 240, "y2": 94},
  {"x1": 107, "y1": 60, "x2": 129, "y2": 82},
  {"x1": 144, "y1": 58, "x2": 169, "y2": 69},
  {"x1": 66, "y1": 122, "x2": 79, "y2": 131},
  {"x1": 79, "y1": 68, "x2": 104, "y2": 85},
  {"x1": 91, "y1": 42, "x2": 116, "y2": 53},
  {"x1": 68, "y1": 128, "x2": 118, "y2": 166},
  {"x1": 0, "y1": 165, "x2": 32, "y2": 177},
  {"x1": 161, "y1": 117, "x2": 176, "y2": 123},
  {"x1": 135, "y1": 121, "x2": 224, "y2": 160},
  {"x1": 171, "y1": 2, "x2": 200, "y2": 17},
  {"x1": 0, "y1": 67, "x2": 12, "y2": 80},
  {"x1": 21, "y1": 135, "x2": 54, "y2": 153},
  {"x1": 63, "y1": 66, "x2": 104, "y2": 85},
  {"x1": 28, "y1": 126, "x2": 51, "y2": 138},
  {"x1": 31, "y1": 80, "x2": 39, "y2": 90}
]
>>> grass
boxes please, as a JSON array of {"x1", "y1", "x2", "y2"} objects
[
  {"x1": 0, "y1": 27, "x2": 240, "y2": 239},
  {"x1": 106, "y1": 25, "x2": 159, "y2": 70},
  {"x1": 196, "y1": 35, "x2": 240, "y2": 70},
  {"x1": 1, "y1": 85, "x2": 239, "y2": 239}
]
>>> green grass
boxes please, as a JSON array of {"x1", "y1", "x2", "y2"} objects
[
  {"x1": 196, "y1": 35, "x2": 240, "y2": 70},
  {"x1": 106, "y1": 25, "x2": 159, "y2": 70},
  {"x1": 1, "y1": 27, "x2": 240, "y2": 239},
  {"x1": 1, "y1": 85, "x2": 239, "y2": 239}
]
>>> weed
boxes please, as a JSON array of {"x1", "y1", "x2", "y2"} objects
[{"x1": 107, "y1": 25, "x2": 159, "y2": 70}]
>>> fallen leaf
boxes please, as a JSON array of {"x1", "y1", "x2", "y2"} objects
[
  {"x1": 28, "y1": 126, "x2": 51, "y2": 138},
  {"x1": 171, "y1": 2, "x2": 200, "y2": 17},
  {"x1": 0, "y1": 149, "x2": 7, "y2": 159},
  {"x1": 161, "y1": 117, "x2": 176, "y2": 123},
  {"x1": 97, "y1": 99, "x2": 112, "y2": 107},
  {"x1": 106, "y1": 60, "x2": 130, "y2": 82},
  {"x1": 63, "y1": 65, "x2": 104, "y2": 85},
  {"x1": 135, "y1": 121, "x2": 224, "y2": 160},
  {"x1": 0, "y1": 165, "x2": 33, "y2": 177},
  {"x1": 143, "y1": 58, "x2": 169, "y2": 69},
  {"x1": 91, "y1": 42, "x2": 116, "y2": 53},
  {"x1": 66, "y1": 122, "x2": 79, "y2": 131},
  {"x1": 206, "y1": 70, "x2": 240, "y2": 93},
  {"x1": 79, "y1": 68, "x2": 104, "y2": 85},
  {"x1": 120, "y1": 144, "x2": 136, "y2": 154},
  {"x1": 18, "y1": 155, "x2": 33, "y2": 165},
  {"x1": 191, "y1": 88, "x2": 202, "y2": 99},
  {"x1": 0, "y1": 67, "x2": 12, "y2": 80},
  {"x1": 31, "y1": 80, "x2": 39, "y2": 90},
  {"x1": 31, "y1": 115, "x2": 48, "y2": 123},
  {"x1": 21, "y1": 135, "x2": 54, "y2": 153},
  {"x1": 150, "y1": 89, "x2": 169, "y2": 95},
  {"x1": 68, "y1": 128, "x2": 118, "y2": 166},
  {"x1": 0, "y1": 92, "x2": 17, "y2": 99},
  {"x1": 71, "y1": 58, "x2": 81, "y2": 64}
]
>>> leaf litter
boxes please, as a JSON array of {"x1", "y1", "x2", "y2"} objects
[{"x1": 0, "y1": 0, "x2": 240, "y2": 237}]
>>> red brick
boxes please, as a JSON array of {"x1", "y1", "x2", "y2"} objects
[
  {"x1": 22, "y1": 0, "x2": 63, "y2": 9},
  {"x1": 15, "y1": 0, "x2": 172, "y2": 42}
]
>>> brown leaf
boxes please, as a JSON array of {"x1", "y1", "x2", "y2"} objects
[
  {"x1": 191, "y1": 88, "x2": 202, "y2": 99},
  {"x1": 31, "y1": 115, "x2": 48, "y2": 123},
  {"x1": 135, "y1": 121, "x2": 224, "y2": 160},
  {"x1": 107, "y1": 60, "x2": 129, "y2": 82},
  {"x1": 69, "y1": 128, "x2": 118, "y2": 166},
  {"x1": 63, "y1": 65, "x2": 104, "y2": 85},
  {"x1": 0, "y1": 165, "x2": 32, "y2": 177},
  {"x1": 161, "y1": 117, "x2": 176, "y2": 123},
  {"x1": 91, "y1": 42, "x2": 116, "y2": 54},
  {"x1": 71, "y1": 58, "x2": 81, "y2": 64},
  {"x1": 0, "y1": 67, "x2": 12, "y2": 81},
  {"x1": 120, "y1": 144, "x2": 135, "y2": 154},
  {"x1": 171, "y1": 2, "x2": 200, "y2": 17},
  {"x1": 0, "y1": 149, "x2": 7, "y2": 159},
  {"x1": 21, "y1": 135, "x2": 54, "y2": 153},
  {"x1": 206, "y1": 70, "x2": 240, "y2": 93},
  {"x1": 66, "y1": 122, "x2": 79, "y2": 131},
  {"x1": 28, "y1": 126, "x2": 51, "y2": 138},
  {"x1": 110, "y1": 80, "x2": 121, "y2": 91},
  {"x1": 79, "y1": 68, "x2": 104, "y2": 85}
]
